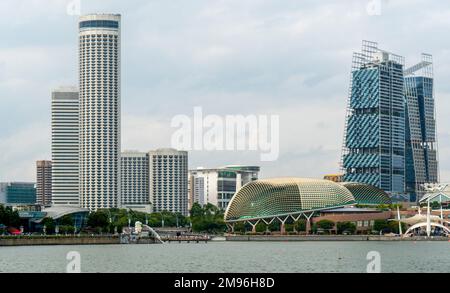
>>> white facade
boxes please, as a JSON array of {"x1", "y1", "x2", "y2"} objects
[
  {"x1": 189, "y1": 166, "x2": 260, "y2": 210},
  {"x1": 79, "y1": 14, "x2": 121, "y2": 211},
  {"x1": 121, "y1": 151, "x2": 150, "y2": 212},
  {"x1": 51, "y1": 87, "x2": 80, "y2": 206},
  {"x1": 149, "y1": 149, "x2": 188, "y2": 216}
]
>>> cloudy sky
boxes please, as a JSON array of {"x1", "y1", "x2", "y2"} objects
[{"x1": 1, "y1": 0, "x2": 450, "y2": 182}]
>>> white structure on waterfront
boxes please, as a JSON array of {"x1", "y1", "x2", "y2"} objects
[
  {"x1": 121, "y1": 151, "x2": 150, "y2": 213},
  {"x1": 79, "y1": 14, "x2": 121, "y2": 211},
  {"x1": 189, "y1": 166, "x2": 260, "y2": 210},
  {"x1": 51, "y1": 87, "x2": 80, "y2": 206},
  {"x1": 149, "y1": 148, "x2": 188, "y2": 216}
]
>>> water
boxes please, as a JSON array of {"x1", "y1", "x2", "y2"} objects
[{"x1": 0, "y1": 241, "x2": 449, "y2": 273}]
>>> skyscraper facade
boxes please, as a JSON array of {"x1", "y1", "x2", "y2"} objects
[
  {"x1": 343, "y1": 41, "x2": 406, "y2": 199},
  {"x1": 342, "y1": 41, "x2": 439, "y2": 202},
  {"x1": 36, "y1": 160, "x2": 52, "y2": 205},
  {"x1": 404, "y1": 54, "x2": 439, "y2": 201},
  {"x1": 79, "y1": 14, "x2": 121, "y2": 211},
  {"x1": 51, "y1": 87, "x2": 79, "y2": 206},
  {"x1": 121, "y1": 151, "x2": 150, "y2": 212},
  {"x1": 149, "y1": 149, "x2": 188, "y2": 216}
]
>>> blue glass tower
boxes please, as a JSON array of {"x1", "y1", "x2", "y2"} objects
[
  {"x1": 404, "y1": 54, "x2": 439, "y2": 202},
  {"x1": 342, "y1": 42, "x2": 439, "y2": 202},
  {"x1": 342, "y1": 41, "x2": 407, "y2": 200}
]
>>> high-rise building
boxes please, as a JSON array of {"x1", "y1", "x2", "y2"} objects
[
  {"x1": 404, "y1": 54, "x2": 439, "y2": 201},
  {"x1": 342, "y1": 41, "x2": 406, "y2": 199},
  {"x1": 189, "y1": 166, "x2": 260, "y2": 210},
  {"x1": 121, "y1": 151, "x2": 150, "y2": 212},
  {"x1": 51, "y1": 87, "x2": 80, "y2": 206},
  {"x1": 79, "y1": 14, "x2": 121, "y2": 211},
  {"x1": 36, "y1": 160, "x2": 52, "y2": 205},
  {"x1": 149, "y1": 149, "x2": 188, "y2": 216},
  {"x1": 342, "y1": 41, "x2": 439, "y2": 202}
]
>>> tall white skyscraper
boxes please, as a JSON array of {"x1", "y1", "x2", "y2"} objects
[
  {"x1": 79, "y1": 14, "x2": 121, "y2": 211},
  {"x1": 51, "y1": 87, "x2": 79, "y2": 206},
  {"x1": 149, "y1": 149, "x2": 188, "y2": 216}
]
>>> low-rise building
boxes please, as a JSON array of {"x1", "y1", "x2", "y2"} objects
[
  {"x1": 189, "y1": 166, "x2": 260, "y2": 210},
  {"x1": 1, "y1": 182, "x2": 37, "y2": 205}
]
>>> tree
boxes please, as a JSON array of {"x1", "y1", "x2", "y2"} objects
[
  {"x1": 59, "y1": 215, "x2": 74, "y2": 226},
  {"x1": 388, "y1": 221, "x2": 406, "y2": 234},
  {"x1": 41, "y1": 217, "x2": 56, "y2": 234},
  {"x1": 190, "y1": 203, "x2": 226, "y2": 233},
  {"x1": 295, "y1": 219, "x2": 307, "y2": 232},
  {"x1": 337, "y1": 222, "x2": 357, "y2": 234},
  {"x1": 0, "y1": 205, "x2": 21, "y2": 228},
  {"x1": 315, "y1": 219, "x2": 335, "y2": 230},
  {"x1": 87, "y1": 211, "x2": 109, "y2": 230},
  {"x1": 190, "y1": 203, "x2": 204, "y2": 218},
  {"x1": 373, "y1": 220, "x2": 389, "y2": 233}
]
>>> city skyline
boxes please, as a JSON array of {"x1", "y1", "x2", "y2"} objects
[{"x1": 1, "y1": 1, "x2": 450, "y2": 183}]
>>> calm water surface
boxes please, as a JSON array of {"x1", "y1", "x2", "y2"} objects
[{"x1": 0, "y1": 241, "x2": 449, "y2": 273}]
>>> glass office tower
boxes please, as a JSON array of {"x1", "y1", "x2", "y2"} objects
[
  {"x1": 404, "y1": 54, "x2": 439, "y2": 201},
  {"x1": 342, "y1": 41, "x2": 439, "y2": 202},
  {"x1": 342, "y1": 41, "x2": 407, "y2": 200}
]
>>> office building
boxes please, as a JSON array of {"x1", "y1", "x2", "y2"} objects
[
  {"x1": 342, "y1": 41, "x2": 406, "y2": 199},
  {"x1": 121, "y1": 151, "x2": 150, "y2": 212},
  {"x1": 149, "y1": 149, "x2": 188, "y2": 216},
  {"x1": 404, "y1": 54, "x2": 439, "y2": 201},
  {"x1": 189, "y1": 166, "x2": 260, "y2": 210},
  {"x1": 2, "y1": 182, "x2": 37, "y2": 205},
  {"x1": 79, "y1": 14, "x2": 121, "y2": 211},
  {"x1": 342, "y1": 41, "x2": 439, "y2": 202},
  {"x1": 51, "y1": 87, "x2": 80, "y2": 206},
  {"x1": 36, "y1": 160, "x2": 52, "y2": 205}
]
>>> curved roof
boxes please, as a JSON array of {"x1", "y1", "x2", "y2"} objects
[
  {"x1": 41, "y1": 206, "x2": 89, "y2": 220},
  {"x1": 340, "y1": 182, "x2": 392, "y2": 205},
  {"x1": 224, "y1": 178, "x2": 356, "y2": 222}
]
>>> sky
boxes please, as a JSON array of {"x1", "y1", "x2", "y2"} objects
[{"x1": 1, "y1": 0, "x2": 450, "y2": 182}]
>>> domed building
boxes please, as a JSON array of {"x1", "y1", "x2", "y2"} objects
[
  {"x1": 339, "y1": 182, "x2": 392, "y2": 206},
  {"x1": 224, "y1": 178, "x2": 393, "y2": 234},
  {"x1": 224, "y1": 178, "x2": 355, "y2": 222}
]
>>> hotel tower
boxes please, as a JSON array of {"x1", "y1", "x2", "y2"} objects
[{"x1": 78, "y1": 14, "x2": 121, "y2": 210}]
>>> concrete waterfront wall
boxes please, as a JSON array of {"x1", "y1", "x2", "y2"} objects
[
  {"x1": 225, "y1": 235, "x2": 450, "y2": 241},
  {"x1": 0, "y1": 236, "x2": 120, "y2": 246}
]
